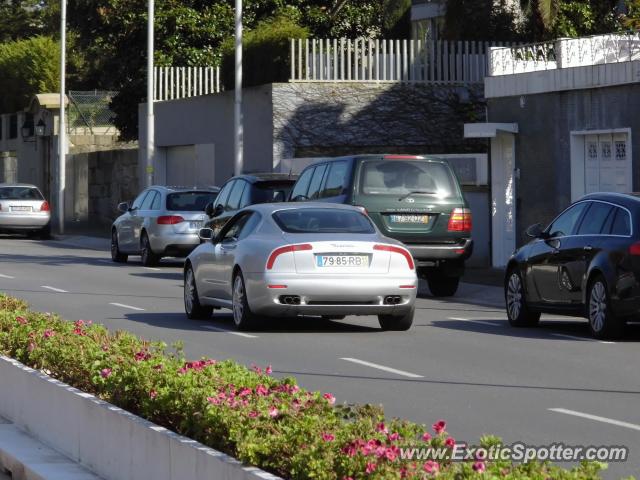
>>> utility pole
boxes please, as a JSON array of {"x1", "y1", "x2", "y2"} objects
[
  {"x1": 58, "y1": 0, "x2": 66, "y2": 234},
  {"x1": 146, "y1": 0, "x2": 155, "y2": 186},
  {"x1": 234, "y1": 0, "x2": 243, "y2": 176}
]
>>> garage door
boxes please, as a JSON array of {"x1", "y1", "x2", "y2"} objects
[
  {"x1": 584, "y1": 133, "x2": 631, "y2": 194},
  {"x1": 166, "y1": 145, "x2": 196, "y2": 186}
]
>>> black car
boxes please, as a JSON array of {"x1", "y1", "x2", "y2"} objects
[
  {"x1": 204, "y1": 173, "x2": 296, "y2": 234},
  {"x1": 505, "y1": 192, "x2": 640, "y2": 339},
  {"x1": 289, "y1": 155, "x2": 473, "y2": 296}
]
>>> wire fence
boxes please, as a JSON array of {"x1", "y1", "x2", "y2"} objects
[{"x1": 67, "y1": 90, "x2": 118, "y2": 135}]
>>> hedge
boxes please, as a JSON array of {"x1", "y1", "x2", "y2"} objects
[
  {"x1": 220, "y1": 15, "x2": 308, "y2": 90},
  {"x1": 0, "y1": 294, "x2": 608, "y2": 479}
]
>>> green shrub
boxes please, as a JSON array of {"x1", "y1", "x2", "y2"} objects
[
  {"x1": 220, "y1": 15, "x2": 308, "y2": 90},
  {"x1": 0, "y1": 294, "x2": 611, "y2": 479},
  {"x1": 0, "y1": 36, "x2": 60, "y2": 113}
]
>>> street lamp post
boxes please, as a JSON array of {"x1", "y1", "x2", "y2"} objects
[
  {"x1": 146, "y1": 0, "x2": 155, "y2": 187},
  {"x1": 234, "y1": 0, "x2": 243, "y2": 176},
  {"x1": 58, "y1": 0, "x2": 67, "y2": 234}
]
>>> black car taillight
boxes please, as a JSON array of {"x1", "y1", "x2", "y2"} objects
[{"x1": 629, "y1": 242, "x2": 640, "y2": 256}]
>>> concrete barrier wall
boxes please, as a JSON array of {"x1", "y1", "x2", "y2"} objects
[{"x1": 0, "y1": 356, "x2": 281, "y2": 480}]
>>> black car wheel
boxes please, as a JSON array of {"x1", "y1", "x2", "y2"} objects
[
  {"x1": 140, "y1": 232, "x2": 160, "y2": 266},
  {"x1": 378, "y1": 307, "x2": 414, "y2": 331},
  {"x1": 587, "y1": 276, "x2": 624, "y2": 339},
  {"x1": 184, "y1": 265, "x2": 213, "y2": 319},
  {"x1": 111, "y1": 229, "x2": 128, "y2": 263},
  {"x1": 505, "y1": 268, "x2": 540, "y2": 327}
]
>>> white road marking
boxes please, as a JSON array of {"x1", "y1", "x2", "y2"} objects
[
  {"x1": 109, "y1": 302, "x2": 145, "y2": 311},
  {"x1": 143, "y1": 267, "x2": 161, "y2": 271},
  {"x1": 340, "y1": 357, "x2": 423, "y2": 378},
  {"x1": 448, "y1": 317, "x2": 502, "y2": 327},
  {"x1": 549, "y1": 408, "x2": 640, "y2": 432},
  {"x1": 0, "y1": 274, "x2": 15, "y2": 279},
  {"x1": 41, "y1": 285, "x2": 68, "y2": 293},
  {"x1": 551, "y1": 333, "x2": 615, "y2": 344},
  {"x1": 202, "y1": 325, "x2": 258, "y2": 338}
]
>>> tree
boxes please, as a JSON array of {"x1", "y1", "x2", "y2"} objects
[
  {"x1": 0, "y1": 0, "x2": 49, "y2": 42},
  {"x1": 624, "y1": 0, "x2": 640, "y2": 29},
  {"x1": 0, "y1": 36, "x2": 59, "y2": 113},
  {"x1": 443, "y1": 0, "x2": 524, "y2": 41}
]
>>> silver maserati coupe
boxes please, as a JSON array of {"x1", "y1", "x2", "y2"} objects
[{"x1": 183, "y1": 203, "x2": 417, "y2": 331}]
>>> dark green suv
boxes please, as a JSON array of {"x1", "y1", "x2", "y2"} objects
[{"x1": 290, "y1": 155, "x2": 473, "y2": 296}]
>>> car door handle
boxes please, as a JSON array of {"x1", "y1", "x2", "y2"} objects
[{"x1": 583, "y1": 245, "x2": 593, "y2": 252}]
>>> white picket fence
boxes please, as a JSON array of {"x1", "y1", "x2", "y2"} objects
[
  {"x1": 154, "y1": 66, "x2": 221, "y2": 102},
  {"x1": 290, "y1": 38, "x2": 519, "y2": 84}
]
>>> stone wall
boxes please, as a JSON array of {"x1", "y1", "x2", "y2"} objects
[
  {"x1": 65, "y1": 145, "x2": 139, "y2": 228},
  {"x1": 271, "y1": 82, "x2": 487, "y2": 170}
]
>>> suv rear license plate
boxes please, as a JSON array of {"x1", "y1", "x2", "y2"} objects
[
  {"x1": 10, "y1": 206, "x2": 31, "y2": 212},
  {"x1": 390, "y1": 214, "x2": 429, "y2": 224},
  {"x1": 316, "y1": 255, "x2": 369, "y2": 267},
  {"x1": 189, "y1": 221, "x2": 202, "y2": 229}
]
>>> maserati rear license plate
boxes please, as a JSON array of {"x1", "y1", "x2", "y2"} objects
[
  {"x1": 316, "y1": 255, "x2": 369, "y2": 267},
  {"x1": 390, "y1": 214, "x2": 429, "y2": 224},
  {"x1": 10, "y1": 206, "x2": 31, "y2": 212}
]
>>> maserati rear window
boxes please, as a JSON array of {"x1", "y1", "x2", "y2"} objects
[{"x1": 273, "y1": 209, "x2": 375, "y2": 234}]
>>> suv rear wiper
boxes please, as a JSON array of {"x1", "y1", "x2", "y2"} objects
[{"x1": 398, "y1": 190, "x2": 437, "y2": 201}]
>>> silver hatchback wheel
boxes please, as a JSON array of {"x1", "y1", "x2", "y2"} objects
[
  {"x1": 232, "y1": 275, "x2": 245, "y2": 326},
  {"x1": 506, "y1": 272, "x2": 522, "y2": 320},
  {"x1": 184, "y1": 268, "x2": 196, "y2": 315},
  {"x1": 589, "y1": 281, "x2": 607, "y2": 333}
]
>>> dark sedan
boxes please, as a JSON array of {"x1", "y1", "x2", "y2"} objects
[
  {"x1": 505, "y1": 192, "x2": 640, "y2": 339},
  {"x1": 203, "y1": 173, "x2": 296, "y2": 234}
]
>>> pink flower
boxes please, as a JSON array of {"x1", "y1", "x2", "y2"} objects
[
  {"x1": 385, "y1": 446, "x2": 399, "y2": 461},
  {"x1": 207, "y1": 396, "x2": 220, "y2": 405},
  {"x1": 265, "y1": 365, "x2": 273, "y2": 375},
  {"x1": 472, "y1": 461, "x2": 486, "y2": 473},
  {"x1": 365, "y1": 462, "x2": 377, "y2": 474},
  {"x1": 268, "y1": 406, "x2": 279, "y2": 418},
  {"x1": 322, "y1": 432, "x2": 335, "y2": 442},
  {"x1": 444, "y1": 437, "x2": 456, "y2": 448},
  {"x1": 73, "y1": 327, "x2": 85, "y2": 336},
  {"x1": 74, "y1": 320, "x2": 85, "y2": 327},
  {"x1": 101, "y1": 345, "x2": 109, "y2": 352},
  {"x1": 248, "y1": 411, "x2": 258, "y2": 418},
  {"x1": 323, "y1": 393, "x2": 336, "y2": 405},
  {"x1": 421, "y1": 432, "x2": 432, "y2": 442},
  {"x1": 343, "y1": 477, "x2": 354, "y2": 480},
  {"x1": 15, "y1": 316, "x2": 27, "y2": 325},
  {"x1": 423, "y1": 460, "x2": 440, "y2": 474},
  {"x1": 43, "y1": 329, "x2": 55, "y2": 339},
  {"x1": 238, "y1": 388, "x2": 252, "y2": 397},
  {"x1": 28, "y1": 342, "x2": 36, "y2": 352},
  {"x1": 134, "y1": 350, "x2": 151, "y2": 362},
  {"x1": 376, "y1": 422, "x2": 388, "y2": 434},
  {"x1": 387, "y1": 432, "x2": 400, "y2": 442},
  {"x1": 149, "y1": 389, "x2": 157, "y2": 399},
  {"x1": 432, "y1": 420, "x2": 446, "y2": 434},
  {"x1": 251, "y1": 364, "x2": 262, "y2": 375},
  {"x1": 100, "y1": 368, "x2": 112, "y2": 378},
  {"x1": 153, "y1": 364, "x2": 163, "y2": 371},
  {"x1": 255, "y1": 385, "x2": 269, "y2": 396}
]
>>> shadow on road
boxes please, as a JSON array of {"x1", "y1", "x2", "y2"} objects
[
  {"x1": 424, "y1": 318, "x2": 640, "y2": 342},
  {"x1": 123, "y1": 311, "x2": 381, "y2": 333}
]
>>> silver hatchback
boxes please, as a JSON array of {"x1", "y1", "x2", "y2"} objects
[
  {"x1": 0, "y1": 183, "x2": 51, "y2": 238},
  {"x1": 111, "y1": 186, "x2": 219, "y2": 266}
]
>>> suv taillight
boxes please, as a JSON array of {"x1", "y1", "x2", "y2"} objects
[
  {"x1": 448, "y1": 208, "x2": 472, "y2": 232},
  {"x1": 40, "y1": 201, "x2": 50, "y2": 212}
]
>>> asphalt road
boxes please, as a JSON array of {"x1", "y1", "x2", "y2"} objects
[{"x1": 1, "y1": 235, "x2": 639, "y2": 479}]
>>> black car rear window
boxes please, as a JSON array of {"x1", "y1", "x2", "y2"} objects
[
  {"x1": 273, "y1": 209, "x2": 375, "y2": 234},
  {"x1": 359, "y1": 160, "x2": 458, "y2": 198},
  {"x1": 0, "y1": 187, "x2": 43, "y2": 200},
  {"x1": 253, "y1": 182, "x2": 295, "y2": 203},
  {"x1": 166, "y1": 191, "x2": 217, "y2": 211}
]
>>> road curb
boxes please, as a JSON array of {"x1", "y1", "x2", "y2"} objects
[{"x1": 0, "y1": 356, "x2": 282, "y2": 480}]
